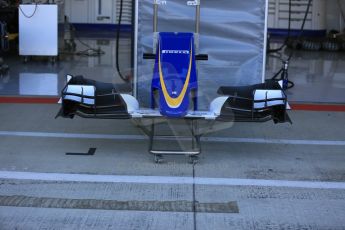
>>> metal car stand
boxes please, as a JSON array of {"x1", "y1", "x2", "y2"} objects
[
  {"x1": 134, "y1": 118, "x2": 201, "y2": 164},
  {"x1": 271, "y1": 59, "x2": 294, "y2": 90}
]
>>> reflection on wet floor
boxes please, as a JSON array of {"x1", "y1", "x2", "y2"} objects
[
  {"x1": 1, "y1": 36, "x2": 345, "y2": 105},
  {"x1": 266, "y1": 49, "x2": 345, "y2": 104},
  {"x1": 0, "y1": 37, "x2": 133, "y2": 97}
]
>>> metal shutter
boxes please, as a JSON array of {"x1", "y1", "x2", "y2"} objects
[
  {"x1": 116, "y1": 0, "x2": 132, "y2": 25},
  {"x1": 268, "y1": 0, "x2": 325, "y2": 30}
]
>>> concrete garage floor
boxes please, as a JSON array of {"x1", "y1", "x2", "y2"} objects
[{"x1": 0, "y1": 36, "x2": 345, "y2": 229}]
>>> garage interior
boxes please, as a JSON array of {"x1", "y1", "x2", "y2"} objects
[{"x1": 0, "y1": 0, "x2": 345, "y2": 229}]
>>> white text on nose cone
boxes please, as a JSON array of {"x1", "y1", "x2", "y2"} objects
[{"x1": 162, "y1": 50, "x2": 190, "y2": 54}]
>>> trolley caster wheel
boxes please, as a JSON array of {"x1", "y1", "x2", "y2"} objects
[
  {"x1": 154, "y1": 154, "x2": 164, "y2": 164},
  {"x1": 51, "y1": 57, "x2": 57, "y2": 65},
  {"x1": 322, "y1": 40, "x2": 340, "y2": 51},
  {"x1": 23, "y1": 56, "x2": 29, "y2": 63},
  {"x1": 0, "y1": 65, "x2": 9, "y2": 75},
  {"x1": 188, "y1": 156, "x2": 199, "y2": 164},
  {"x1": 72, "y1": 42, "x2": 77, "y2": 51}
]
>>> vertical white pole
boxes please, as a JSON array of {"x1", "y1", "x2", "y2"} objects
[
  {"x1": 133, "y1": 0, "x2": 139, "y2": 98},
  {"x1": 262, "y1": 0, "x2": 269, "y2": 83}
]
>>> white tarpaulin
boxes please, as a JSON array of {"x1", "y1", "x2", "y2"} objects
[{"x1": 134, "y1": 0, "x2": 268, "y2": 109}]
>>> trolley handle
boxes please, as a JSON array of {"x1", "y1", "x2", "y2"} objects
[
  {"x1": 196, "y1": 54, "x2": 208, "y2": 61},
  {"x1": 143, "y1": 53, "x2": 156, "y2": 59},
  {"x1": 143, "y1": 53, "x2": 208, "y2": 61}
]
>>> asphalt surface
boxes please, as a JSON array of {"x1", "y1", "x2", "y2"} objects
[{"x1": 0, "y1": 104, "x2": 344, "y2": 230}]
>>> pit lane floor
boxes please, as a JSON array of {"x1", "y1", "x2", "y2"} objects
[{"x1": 0, "y1": 104, "x2": 344, "y2": 230}]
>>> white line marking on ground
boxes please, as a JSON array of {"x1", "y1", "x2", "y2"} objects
[
  {"x1": 0, "y1": 131, "x2": 144, "y2": 140},
  {"x1": 0, "y1": 171, "x2": 344, "y2": 190},
  {"x1": 0, "y1": 131, "x2": 345, "y2": 146}
]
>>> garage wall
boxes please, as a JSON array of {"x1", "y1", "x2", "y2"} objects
[
  {"x1": 267, "y1": 0, "x2": 326, "y2": 30},
  {"x1": 64, "y1": 0, "x2": 117, "y2": 24},
  {"x1": 64, "y1": 0, "x2": 132, "y2": 25},
  {"x1": 325, "y1": 0, "x2": 345, "y2": 31},
  {"x1": 116, "y1": 0, "x2": 132, "y2": 25},
  {"x1": 63, "y1": 0, "x2": 342, "y2": 31}
]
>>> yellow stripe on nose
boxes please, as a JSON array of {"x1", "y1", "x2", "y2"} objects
[{"x1": 158, "y1": 41, "x2": 193, "y2": 109}]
